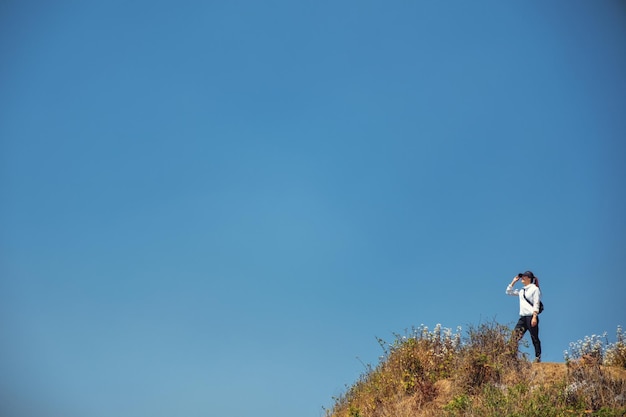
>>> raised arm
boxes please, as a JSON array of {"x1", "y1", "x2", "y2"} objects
[{"x1": 506, "y1": 275, "x2": 521, "y2": 295}]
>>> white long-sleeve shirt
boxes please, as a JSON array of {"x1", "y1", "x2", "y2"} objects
[{"x1": 506, "y1": 283, "x2": 541, "y2": 316}]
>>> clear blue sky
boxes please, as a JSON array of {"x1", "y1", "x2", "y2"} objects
[{"x1": 1, "y1": 1, "x2": 625, "y2": 416}]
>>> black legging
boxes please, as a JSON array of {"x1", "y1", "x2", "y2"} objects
[{"x1": 514, "y1": 315, "x2": 541, "y2": 358}]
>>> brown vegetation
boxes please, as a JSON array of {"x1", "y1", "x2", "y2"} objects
[{"x1": 326, "y1": 322, "x2": 626, "y2": 417}]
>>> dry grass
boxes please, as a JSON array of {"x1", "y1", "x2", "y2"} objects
[
  {"x1": 326, "y1": 322, "x2": 626, "y2": 417},
  {"x1": 530, "y1": 362, "x2": 567, "y2": 383}
]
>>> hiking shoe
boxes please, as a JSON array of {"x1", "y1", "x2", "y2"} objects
[{"x1": 534, "y1": 356, "x2": 541, "y2": 363}]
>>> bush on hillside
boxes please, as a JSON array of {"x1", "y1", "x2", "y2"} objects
[
  {"x1": 563, "y1": 326, "x2": 626, "y2": 412},
  {"x1": 453, "y1": 321, "x2": 523, "y2": 393},
  {"x1": 605, "y1": 326, "x2": 626, "y2": 369},
  {"x1": 564, "y1": 326, "x2": 626, "y2": 368},
  {"x1": 329, "y1": 324, "x2": 462, "y2": 417}
]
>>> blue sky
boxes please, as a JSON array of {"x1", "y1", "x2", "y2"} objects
[{"x1": 1, "y1": 1, "x2": 625, "y2": 416}]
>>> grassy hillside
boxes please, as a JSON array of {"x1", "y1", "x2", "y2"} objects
[{"x1": 326, "y1": 322, "x2": 626, "y2": 417}]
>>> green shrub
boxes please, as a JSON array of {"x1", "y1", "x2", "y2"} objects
[{"x1": 443, "y1": 393, "x2": 471, "y2": 416}]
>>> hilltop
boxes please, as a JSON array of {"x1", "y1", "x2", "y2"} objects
[{"x1": 326, "y1": 322, "x2": 626, "y2": 417}]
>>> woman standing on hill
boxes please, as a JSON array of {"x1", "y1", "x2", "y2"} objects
[{"x1": 506, "y1": 270, "x2": 542, "y2": 362}]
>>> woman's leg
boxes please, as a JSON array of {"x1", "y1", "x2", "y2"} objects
[{"x1": 528, "y1": 318, "x2": 541, "y2": 361}]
